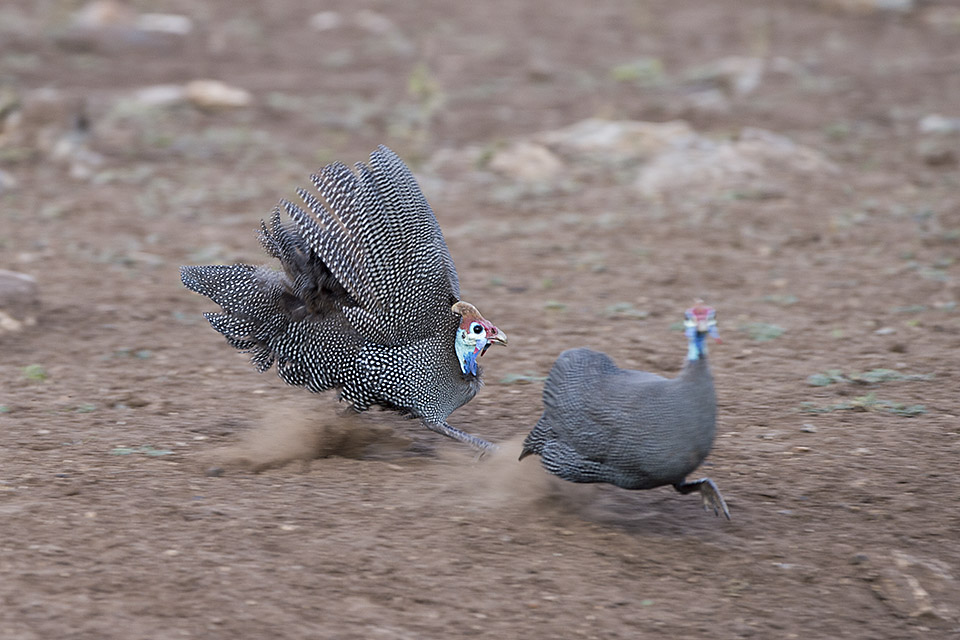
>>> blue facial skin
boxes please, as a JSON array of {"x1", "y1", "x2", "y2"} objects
[
  {"x1": 456, "y1": 329, "x2": 489, "y2": 375},
  {"x1": 687, "y1": 330, "x2": 705, "y2": 361},
  {"x1": 685, "y1": 324, "x2": 719, "y2": 361},
  {"x1": 462, "y1": 347, "x2": 480, "y2": 375}
]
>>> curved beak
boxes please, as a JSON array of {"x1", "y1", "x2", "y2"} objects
[{"x1": 488, "y1": 328, "x2": 508, "y2": 346}]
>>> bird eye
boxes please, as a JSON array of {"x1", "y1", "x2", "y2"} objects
[{"x1": 471, "y1": 323, "x2": 484, "y2": 334}]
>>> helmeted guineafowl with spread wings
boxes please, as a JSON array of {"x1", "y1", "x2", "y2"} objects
[
  {"x1": 181, "y1": 146, "x2": 507, "y2": 451},
  {"x1": 520, "y1": 302, "x2": 729, "y2": 518}
]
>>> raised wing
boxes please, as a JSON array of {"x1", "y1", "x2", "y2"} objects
[{"x1": 278, "y1": 145, "x2": 460, "y2": 345}]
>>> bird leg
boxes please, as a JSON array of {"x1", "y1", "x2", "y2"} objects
[
  {"x1": 423, "y1": 421, "x2": 499, "y2": 454},
  {"x1": 674, "y1": 477, "x2": 731, "y2": 520}
]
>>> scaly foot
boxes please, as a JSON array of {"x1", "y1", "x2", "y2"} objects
[{"x1": 674, "y1": 477, "x2": 731, "y2": 520}]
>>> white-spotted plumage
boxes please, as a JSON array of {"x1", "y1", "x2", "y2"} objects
[{"x1": 181, "y1": 146, "x2": 505, "y2": 451}]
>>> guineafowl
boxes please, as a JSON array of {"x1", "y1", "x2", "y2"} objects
[
  {"x1": 520, "y1": 303, "x2": 729, "y2": 518},
  {"x1": 181, "y1": 146, "x2": 507, "y2": 452}
]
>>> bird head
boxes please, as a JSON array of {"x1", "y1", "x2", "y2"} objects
[
  {"x1": 684, "y1": 301, "x2": 719, "y2": 361},
  {"x1": 451, "y1": 301, "x2": 508, "y2": 376}
]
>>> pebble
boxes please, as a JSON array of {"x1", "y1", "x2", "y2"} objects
[
  {"x1": 185, "y1": 80, "x2": 252, "y2": 110},
  {"x1": 129, "y1": 84, "x2": 187, "y2": 109},
  {"x1": 800, "y1": 423, "x2": 817, "y2": 433},
  {"x1": 820, "y1": 0, "x2": 915, "y2": 14},
  {"x1": 205, "y1": 467, "x2": 224, "y2": 477},
  {"x1": 309, "y1": 12, "x2": 344, "y2": 31},
  {"x1": 0, "y1": 270, "x2": 39, "y2": 334},
  {"x1": 918, "y1": 114, "x2": 960, "y2": 134},
  {"x1": 135, "y1": 13, "x2": 193, "y2": 35},
  {"x1": 72, "y1": 0, "x2": 133, "y2": 28}
]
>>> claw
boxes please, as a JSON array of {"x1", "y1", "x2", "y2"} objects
[
  {"x1": 698, "y1": 479, "x2": 731, "y2": 520},
  {"x1": 674, "y1": 477, "x2": 731, "y2": 520},
  {"x1": 473, "y1": 443, "x2": 500, "y2": 462}
]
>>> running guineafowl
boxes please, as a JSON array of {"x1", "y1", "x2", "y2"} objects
[
  {"x1": 520, "y1": 302, "x2": 729, "y2": 518},
  {"x1": 181, "y1": 146, "x2": 507, "y2": 451}
]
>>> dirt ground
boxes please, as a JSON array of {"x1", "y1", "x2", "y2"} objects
[{"x1": 2, "y1": 0, "x2": 960, "y2": 638}]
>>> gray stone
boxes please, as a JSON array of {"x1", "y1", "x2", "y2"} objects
[
  {"x1": 918, "y1": 114, "x2": 960, "y2": 134},
  {"x1": 868, "y1": 550, "x2": 957, "y2": 620},
  {"x1": 0, "y1": 270, "x2": 39, "y2": 334},
  {"x1": 635, "y1": 126, "x2": 837, "y2": 200}
]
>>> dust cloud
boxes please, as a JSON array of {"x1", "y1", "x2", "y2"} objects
[
  {"x1": 440, "y1": 437, "x2": 677, "y2": 527},
  {"x1": 208, "y1": 400, "x2": 410, "y2": 471}
]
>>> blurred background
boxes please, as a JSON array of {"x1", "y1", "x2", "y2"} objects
[{"x1": 1, "y1": 1, "x2": 959, "y2": 638}]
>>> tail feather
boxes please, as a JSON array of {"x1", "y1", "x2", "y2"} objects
[
  {"x1": 180, "y1": 263, "x2": 360, "y2": 393},
  {"x1": 520, "y1": 416, "x2": 555, "y2": 459}
]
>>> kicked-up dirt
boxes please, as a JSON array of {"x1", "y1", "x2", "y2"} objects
[{"x1": 1, "y1": 0, "x2": 959, "y2": 638}]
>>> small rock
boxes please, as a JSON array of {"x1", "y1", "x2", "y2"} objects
[
  {"x1": 819, "y1": 0, "x2": 915, "y2": 14},
  {"x1": 487, "y1": 142, "x2": 564, "y2": 182},
  {"x1": 135, "y1": 13, "x2": 193, "y2": 35},
  {"x1": 801, "y1": 423, "x2": 817, "y2": 433},
  {"x1": 204, "y1": 466, "x2": 224, "y2": 477},
  {"x1": 309, "y1": 11, "x2": 344, "y2": 31},
  {"x1": 918, "y1": 114, "x2": 960, "y2": 135},
  {"x1": 874, "y1": 327, "x2": 896, "y2": 335},
  {"x1": 635, "y1": 126, "x2": 836, "y2": 200},
  {"x1": 874, "y1": 0, "x2": 915, "y2": 12},
  {"x1": 128, "y1": 84, "x2": 188, "y2": 109},
  {"x1": 72, "y1": 0, "x2": 134, "y2": 28},
  {"x1": 868, "y1": 550, "x2": 957, "y2": 619},
  {"x1": 0, "y1": 270, "x2": 39, "y2": 334},
  {"x1": 185, "y1": 80, "x2": 252, "y2": 110}
]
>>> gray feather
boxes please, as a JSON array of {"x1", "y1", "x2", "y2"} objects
[{"x1": 522, "y1": 347, "x2": 717, "y2": 490}]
